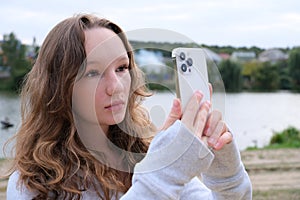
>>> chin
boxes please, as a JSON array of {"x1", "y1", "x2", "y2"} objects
[{"x1": 105, "y1": 114, "x2": 126, "y2": 126}]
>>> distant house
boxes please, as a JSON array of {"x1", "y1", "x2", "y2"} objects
[
  {"x1": 258, "y1": 48, "x2": 288, "y2": 63},
  {"x1": 203, "y1": 48, "x2": 222, "y2": 64},
  {"x1": 0, "y1": 66, "x2": 11, "y2": 79},
  {"x1": 26, "y1": 45, "x2": 36, "y2": 59},
  {"x1": 135, "y1": 49, "x2": 165, "y2": 73},
  {"x1": 219, "y1": 53, "x2": 230, "y2": 60},
  {"x1": 231, "y1": 51, "x2": 256, "y2": 62}
]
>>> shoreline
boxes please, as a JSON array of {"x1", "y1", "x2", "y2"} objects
[
  {"x1": 241, "y1": 148, "x2": 300, "y2": 199},
  {"x1": 0, "y1": 148, "x2": 299, "y2": 199}
]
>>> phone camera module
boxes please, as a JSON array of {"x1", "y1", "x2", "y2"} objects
[
  {"x1": 181, "y1": 63, "x2": 187, "y2": 72},
  {"x1": 187, "y1": 58, "x2": 193, "y2": 66},
  {"x1": 179, "y1": 52, "x2": 186, "y2": 60}
]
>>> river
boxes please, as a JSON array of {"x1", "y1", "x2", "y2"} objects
[{"x1": 1, "y1": 91, "x2": 300, "y2": 157}]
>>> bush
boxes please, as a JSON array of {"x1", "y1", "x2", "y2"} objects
[
  {"x1": 268, "y1": 127, "x2": 300, "y2": 148},
  {"x1": 219, "y1": 59, "x2": 243, "y2": 92},
  {"x1": 252, "y1": 62, "x2": 280, "y2": 91},
  {"x1": 146, "y1": 83, "x2": 170, "y2": 91},
  {"x1": 288, "y1": 47, "x2": 300, "y2": 92}
]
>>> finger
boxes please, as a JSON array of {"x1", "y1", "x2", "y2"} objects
[
  {"x1": 208, "y1": 83, "x2": 213, "y2": 101},
  {"x1": 160, "y1": 98, "x2": 182, "y2": 131},
  {"x1": 201, "y1": 135, "x2": 209, "y2": 146},
  {"x1": 181, "y1": 91, "x2": 203, "y2": 129},
  {"x1": 194, "y1": 101, "x2": 211, "y2": 138},
  {"x1": 203, "y1": 110, "x2": 222, "y2": 136},
  {"x1": 207, "y1": 120, "x2": 227, "y2": 147},
  {"x1": 213, "y1": 131, "x2": 233, "y2": 150}
]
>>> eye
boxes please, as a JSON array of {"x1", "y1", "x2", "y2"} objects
[
  {"x1": 85, "y1": 69, "x2": 102, "y2": 78},
  {"x1": 116, "y1": 64, "x2": 129, "y2": 73}
]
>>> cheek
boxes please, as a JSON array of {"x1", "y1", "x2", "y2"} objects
[
  {"x1": 72, "y1": 81, "x2": 98, "y2": 122},
  {"x1": 94, "y1": 85, "x2": 106, "y2": 108},
  {"x1": 123, "y1": 74, "x2": 132, "y2": 95}
]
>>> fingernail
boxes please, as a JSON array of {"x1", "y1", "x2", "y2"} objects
[
  {"x1": 214, "y1": 141, "x2": 222, "y2": 149},
  {"x1": 204, "y1": 101, "x2": 211, "y2": 109},
  {"x1": 204, "y1": 127, "x2": 210, "y2": 136},
  {"x1": 173, "y1": 99, "x2": 179, "y2": 107},
  {"x1": 208, "y1": 137, "x2": 217, "y2": 145},
  {"x1": 195, "y1": 91, "x2": 203, "y2": 102},
  {"x1": 197, "y1": 90, "x2": 203, "y2": 96}
]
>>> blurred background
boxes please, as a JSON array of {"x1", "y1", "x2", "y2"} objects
[{"x1": 0, "y1": 1, "x2": 300, "y2": 198}]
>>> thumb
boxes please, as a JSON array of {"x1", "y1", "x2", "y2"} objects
[{"x1": 160, "y1": 98, "x2": 182, "y2": 131}]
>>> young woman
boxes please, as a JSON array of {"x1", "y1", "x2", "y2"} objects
[{"x1": 6, "y1": 14, "x2": 252, "y2": 199}]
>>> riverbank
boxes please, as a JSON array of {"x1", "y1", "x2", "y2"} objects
[
  {"x1": 242, "y1": 148, "x2": 300, "y2": 199},
  {"x1": 0, "y1": 148, "x2": 299, "y2": 199}
]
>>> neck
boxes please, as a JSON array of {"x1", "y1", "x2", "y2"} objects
[
  {"x1": 73, "y1": 116, "x2": 127, "y2": 171},
  {"x1": 74, "y1": 117, "x2": 110, "y2": 151}
]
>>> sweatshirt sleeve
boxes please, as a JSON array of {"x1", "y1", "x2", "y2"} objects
[
  {"x1": 121, "y1": 120, "x2": 215, "y2": 200},
  {"x1": 6, "y1": 171, "x2": 36, "y2": 200},
  {"x1": 201, "y1": 138, "x2": 252, "y2": 200}
]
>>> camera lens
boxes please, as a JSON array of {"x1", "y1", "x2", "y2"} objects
[
  {"x1": 181, "y1": 63, "x2": 187, "y2": 72},
  {"x1": 179, "y1": 52, "x2": 185, "y2": 60},
  {"x1": 187, "y1": 58, "x2": 193, "y2": 66}
]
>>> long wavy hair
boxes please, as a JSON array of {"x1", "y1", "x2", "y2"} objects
[{"x1": 7, "y1": 14, "x2": 155, "y2": 199}]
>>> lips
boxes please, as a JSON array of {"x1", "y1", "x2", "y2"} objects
[{"x1": 104, "y1": 100, "x2": 125, "y2": 111}]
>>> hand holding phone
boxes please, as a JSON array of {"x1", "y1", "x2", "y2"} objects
[{"x1": 172, "y1": 48, "x2": 210, "y2": 110}]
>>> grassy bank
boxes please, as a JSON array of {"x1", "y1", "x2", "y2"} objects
[
  {"x1": 247, "y1": 126, "x2": 300, "y2": 150},
  {"x1": 253, "y1": 189, "x2": 300, "y2": 200}
]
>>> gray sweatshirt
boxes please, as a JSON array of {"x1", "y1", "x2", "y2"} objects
[{"x1": 7, "y1": 120, "x2": 252, "y2": 199}]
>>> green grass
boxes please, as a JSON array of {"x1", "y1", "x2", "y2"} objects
[
  {"x1": 247, "y1": 126, "x2": 300, "y2": 150},
  {"x1": 268, "y1": 127, "x2": 300, "y2": 148},
  {"x1": 253, "y1": 189, "x2": 300, "y2": 200},
  {"x1": 0, "y1": 186, "x2": 6, "y2": 193}
]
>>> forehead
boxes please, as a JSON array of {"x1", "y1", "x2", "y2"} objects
[{"x1": 84, "y1": 28, "x2": 128, "y2": 65}]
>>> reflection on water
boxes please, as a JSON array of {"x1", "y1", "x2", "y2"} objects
[
  {"x1": 225, "y1": 92, "x2": 300, "y2": 149},
  {"x1": 1, "y1": 91, "x2": 300, "y2": 158},
  {"x1": 0, "y1": 91, "x2": 21, "y2": 158},
  {"x1": 143, "y1": 91, "x2": 300, "y2": 150}
]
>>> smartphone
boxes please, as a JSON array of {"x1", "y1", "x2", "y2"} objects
[{"x1": 172, "y1": 47, "x2": 210, "y2": 110}]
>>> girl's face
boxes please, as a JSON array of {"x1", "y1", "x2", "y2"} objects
[{"x1": 72, "y1": 27, "x2": 131, "y2": 134}]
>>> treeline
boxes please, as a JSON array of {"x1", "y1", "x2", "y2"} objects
[
  {"x1": 1, "y1": 32, "x2": 300, "y2": 93},
  {"x1": 202, "y1": 44, "x2": 290, "y2": 55},
  {"x1": 0, "y1": 33, "x2": 38, "y2": 91},
  {"x1": 218, "y1": 48, "x2": 300, "y2": 92},
  {"x1": 131, "y1": 40, "x2": 300, "y2": 93}
]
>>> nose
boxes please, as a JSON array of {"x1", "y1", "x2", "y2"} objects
[{"x1": 105, "y1": 72, "x2": 123, "y2": 96}]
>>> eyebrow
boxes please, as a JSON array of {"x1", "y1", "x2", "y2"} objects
[
  {"x1": 114, "y1": 55, "x2": 129, "y2": 63},
  {"x1": 86, "y1": 54, "x2": 129, "y2": 65}
]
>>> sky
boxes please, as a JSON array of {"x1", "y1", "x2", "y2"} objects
[{"x1": 1, "y1": 0, "x2": 300, "y2": 49}]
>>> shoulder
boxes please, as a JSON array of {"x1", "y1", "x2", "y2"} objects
[
  {"x1": 7, "y1": 170, "x2": 20, "y2": 190},
  {"x1": 7, "y1": 171, "x2": 35, "y2": 200}
]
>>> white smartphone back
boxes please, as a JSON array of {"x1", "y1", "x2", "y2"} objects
[{"x1": 172, "y1": 48, "x2": 210, "y2": 110}]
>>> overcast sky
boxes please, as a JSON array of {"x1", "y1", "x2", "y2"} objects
[{"x1": 1, "y1": 0, "x2": 300, "y2": 49}]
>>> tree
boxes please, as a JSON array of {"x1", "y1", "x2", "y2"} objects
[
  {"x1": 242, "y1": 61, "x2": 260, "y2": 90},
  {"x1": 274, "y1": 60, "x2": 291, "y2": 90},
  {"x1": 1, "y1": 32, "x2": 31, "y2": 90},
  {"x1": 218, "y1": 59, "x2": 243, "y2": 92},
  {"x1": 252, "y1": 62, "x2": 280, "y2": 91},
  {"x1": 288, "y1": 47, "x2": 300, "y2": 92}
]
